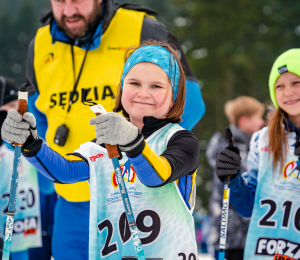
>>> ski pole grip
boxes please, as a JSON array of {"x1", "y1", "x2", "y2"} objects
[
  {"x1": 14, "y1": 84, "x2": 28, "y2": 147},
  {"x1": 225, "y1": 127, "x2": 234, "y2": 185},
  {"x1": 105, "y1": 144, "x2": 120, "y2": 159},
  {"x1": 225, "y1": 127, "x2": 234, "y2": 149},
  {"x1": 17, "y1": 99, "x2": 27, "y2": 116},
  {"x1": 94, "y1": 112, "x2": 120, "y2": 159}
]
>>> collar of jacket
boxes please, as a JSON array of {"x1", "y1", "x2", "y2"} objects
[
  {"x1": 283, "y1": 118, "x2": 300, "y2": 135},
  {"x1": 50, "y1": 19, "x2": 103, "y2": 51},
  {"x1": 141, "y1": 117, "x2": 172, "y2": 139}
]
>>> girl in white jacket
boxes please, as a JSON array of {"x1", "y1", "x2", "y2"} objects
[{"x1": 215, "y1": 49, "x2": 300, "y2": 260}]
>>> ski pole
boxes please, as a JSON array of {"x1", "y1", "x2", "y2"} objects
[
  {"x1": 2, "y1": 83, "x2": 28, "y2": 260},
  {"x1": 295, "y1": 128, "x2": 300, "y2": 179},
  {"x1": 218, "y1": 127, "x2": 233, "y2": 260},
  {"x1": 81, "y1": 89, "x2": 146, "y2": 260}
]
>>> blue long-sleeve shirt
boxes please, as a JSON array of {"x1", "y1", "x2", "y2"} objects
[{"x1": 23, "y1": 118, "x2": 200, "y2": 209}]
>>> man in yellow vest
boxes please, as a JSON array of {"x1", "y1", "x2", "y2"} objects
[{"x1": 25, "y1": 0, "x2": 205, "y2": 259}]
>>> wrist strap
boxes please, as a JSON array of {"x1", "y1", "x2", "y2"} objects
[
  {"x1": 119, "y1": 131, "x2": 144, "y2": 152},
  {"x1": 22, "y1": 138, "x2": 43, "y2": 157}
]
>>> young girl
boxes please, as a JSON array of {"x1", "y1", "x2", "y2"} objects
[
  {"x1": 215, "y1": 48, "x2": 300, "y2": 260},
  {"x1": 2, "y1": 41, "x2": 200, "y2": 260}
]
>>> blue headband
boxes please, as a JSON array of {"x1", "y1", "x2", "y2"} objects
[{"x1": 121, "y1": 45, "x2": 181, "y2": 101}]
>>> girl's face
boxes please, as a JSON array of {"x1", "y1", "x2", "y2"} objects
[
  {"x1": 275, "y1": 72, "x2": 300, "y2": 125},
  {"x1": 121, "y1": 62, "x2": 173, "y2": 129}
]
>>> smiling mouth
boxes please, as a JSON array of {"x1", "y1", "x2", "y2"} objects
[
  {"x1": 284, "y1": 99, "x2": 300, "y2": 105},
  {"x1": 133, "y1": 101, "x2": 153, "y2": 106}
]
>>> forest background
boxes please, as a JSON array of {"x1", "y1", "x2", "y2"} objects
[{"x1": 1, "y1": 0, "x2": 300, "y2": 213}]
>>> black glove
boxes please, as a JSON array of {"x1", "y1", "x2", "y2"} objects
[{"x1": 216, "y1": 146, "x2": 241, "y2": 182}]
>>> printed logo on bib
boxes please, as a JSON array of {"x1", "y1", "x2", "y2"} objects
[
  {"x1": 44, "y1": 53, "x2": 58, "y2": 64},
  {"x1": 111, "y1": 160, "x2": 136, "y2": 189},
  {"x1": 283, "y1": 161, "x2": 300, "y2": 182},
  {"x1": 107, "y1": 46, "x2": 128, "y2": 51},
  {"x1": 107, "y1": 160, "x2": 142, "y2": 206},
  {"x1": 255, "y1": 238, "x2": 300, "y2": 259},
  {"x1": 3, "y1": 217, "x2": 38, "y2": 237},
  {"x1": 49, "y1": 86, "x2": 115, "y2": 109},
  {"x1": 89, "y1": 153, "x2": 104, "y2": 162}
]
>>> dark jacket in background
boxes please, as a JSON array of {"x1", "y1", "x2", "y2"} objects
[{"x1": 206, "y1": 125, "x2": 250, "y2": 250}]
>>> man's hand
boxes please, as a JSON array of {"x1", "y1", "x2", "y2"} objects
[
  {"x1": 89, "y1": 112, "x2": 138, "y2": 146},
  {"x1": 216, "y1": 146, "x2": 241, "y2": 182},
  {"x1": 1, "y1": 110, "x2": 37, "y2": 145}
]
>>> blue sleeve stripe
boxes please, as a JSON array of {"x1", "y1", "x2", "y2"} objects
[
  {"x1": 179, "y1": 80, "x2": 206, "y2": 130},
  {"x1": 25, "y1": 143, "x2": 90, "y2": 184},
  {"x1": 177, "y1": 175, "x2": 193, "y2": 210},
  {"x1": 127, "y1": 154, "x2": 164, "y2": 187},
  {"x1": 34, "y1": 155, "x2": 58, "y2": 182}
]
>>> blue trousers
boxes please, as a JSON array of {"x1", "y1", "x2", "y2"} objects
[{"x1": 52, "y1": 197, "x2": 89, "y2": 260}]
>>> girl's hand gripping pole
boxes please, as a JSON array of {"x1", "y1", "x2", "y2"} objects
[
  {"x1": 2, "y1": 83, "x2": 28, "y2": 260},
  {"x1": 81, "y1": 89, "x2": 146, "y2": 260},
  {"x1": 218, "y1": 127, "x2": 233, "y2": 260}
]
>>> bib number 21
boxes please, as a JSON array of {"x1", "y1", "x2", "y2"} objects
[{"x1": 258, "y1": 199, "x2": 300, "y2": 231}]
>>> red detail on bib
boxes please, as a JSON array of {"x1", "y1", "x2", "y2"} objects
[
  {"x1": 89, "y1": 153, "x2": 104, "y2": 162},
  {"x1": 273, "y1": 254, "x2": 296, "y2": 260},
  {"x1": 23, "y1": 228, "x2": 37, "y2": 237}
]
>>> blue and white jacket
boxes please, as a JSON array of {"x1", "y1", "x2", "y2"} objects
[{"x1": 230, "y1": 121, "x2": 300, "y2": 260}]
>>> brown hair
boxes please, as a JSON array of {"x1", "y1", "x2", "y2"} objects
[
  {"x1": 268, "y1": 107, "x2": 289, "y2": 170},
  {"x1": 113, "y1": 40, "x2": 186, "y2": 123},
  {"x1": 224, "y1": 96, "x2": 265, "y2": 126}
]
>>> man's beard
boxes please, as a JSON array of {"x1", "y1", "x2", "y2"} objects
[{"x1": 55, "y1": 2, "x2": 102, "y2": 39}]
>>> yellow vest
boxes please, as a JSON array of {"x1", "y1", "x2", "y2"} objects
[{"x1": 34, "y1": 8, "x2": 150, "y2": 202}]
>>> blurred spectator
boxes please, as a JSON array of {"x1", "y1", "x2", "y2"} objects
[
  {"x1": 193, "y1": 212, "x2": 212, "y2": 254},
  {"x1": 206, "y1": 96, "x2": 265, "y2": 260}
]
